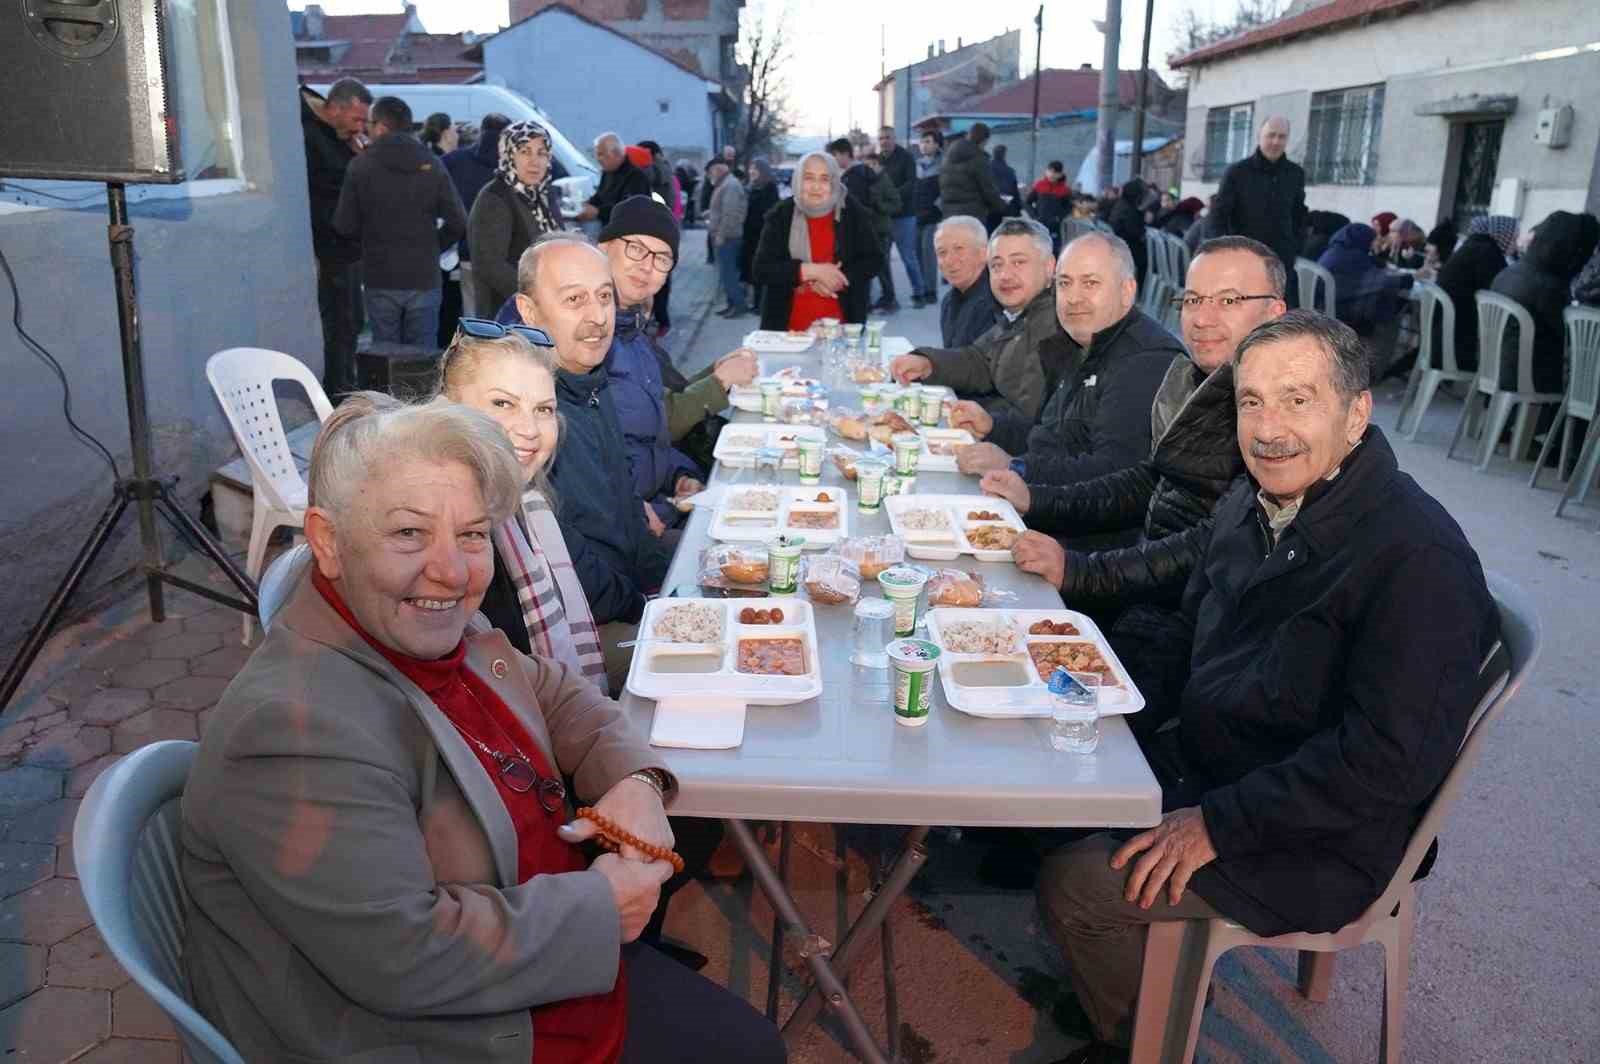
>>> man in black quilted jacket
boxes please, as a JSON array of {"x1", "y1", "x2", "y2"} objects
[{"x1": 982, "y1": 237, "x2": 1287, "y2": 719}]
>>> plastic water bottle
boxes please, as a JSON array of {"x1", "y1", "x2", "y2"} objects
[{"x1": 1048, "y1": 668, "x2": 1101, "y2": 754}]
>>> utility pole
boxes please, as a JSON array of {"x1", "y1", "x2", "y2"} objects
[
  {"x1": 1027, "y1": 5, "x2": 1043, "y2": 189},
  {"x1": 1094, "y1": 0, "x2": 1122, "y2": 194},
  {"x1": 1130, "y1": 0, "x2": 1155, "y2": 178}
]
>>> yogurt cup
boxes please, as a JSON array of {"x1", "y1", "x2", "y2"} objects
[
  {"x1": 882, "y1": 473, "x2": 915, "y2": 496},
  {"x1": 855, "y1": 457, "x2": 889, "y2": 512},
  {"x1": 877, "y1": 565, "x2": 929, "y2": 637},
  {"x1": 796, "y1": 437, "x2": 824, "y2": 483},
  {"x1": 919, "y1": 386, "x2": 947, "y2": 426},
  {"x1": 767, "y1": 535, "x2": 806, "y2": 594},
  {"x1": 886, "y1": 638, "x2": 941, "y2": 726},
  {"x1": 891, "y1": 433, "x2": 922, "y2": 476},
  {"x1": 759, "y1": 381, "x2": 783, "y2": 421}
]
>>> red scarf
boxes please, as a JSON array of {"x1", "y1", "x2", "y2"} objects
[
  {"x1": 788, "y1": 213, "x2": 843, "y2": 330},
  {"x1": 313, "y1": 571, "x2": 626, "y2": 1063}
]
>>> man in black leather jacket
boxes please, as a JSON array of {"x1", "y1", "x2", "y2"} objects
[{"x1": 983, "y1": 237, "x2": 1288, "y2": 721}]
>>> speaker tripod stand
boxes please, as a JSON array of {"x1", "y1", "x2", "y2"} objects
[{"x1": 0, "y1": 184, "x2": 259, "y2": 710}]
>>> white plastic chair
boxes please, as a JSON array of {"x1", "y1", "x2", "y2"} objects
[
  {"x1": 257, "y1": 541, "x2": 313, "y2": 633},
  {"x1": 73, "y1": 741, "x2": 247, "y2": 1064},
  {"x1": 1395, "y1": 282, "x2": 1475, "y2": 439},
  {"x1": 205, "y1": 348, "x2": 332, "y2": 644},
  {"x1": 1446, "y1": 293, "x2": 1565, "y2": 471},
  {"x1": 1295, "y1": 258, "x2": 1337, "y2": 317},
  {"x1": 1531, "y1": 306, "x2": 1600, "y2": 515},
  {"x1": 1127, "y1": 573, "x2": 1538, "y2": 1064}
]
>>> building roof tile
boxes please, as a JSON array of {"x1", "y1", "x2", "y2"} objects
[{"x1": 1169, "y1": 0, "x2": 1422, "y2": 68}]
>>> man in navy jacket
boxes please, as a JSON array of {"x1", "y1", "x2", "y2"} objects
[
  {"x1": 512, "y1": 235, "x2": 670, "y2": 635},
  {"x1": 1035, "y1": 311, "x2": 1499, "y2": 1063}
]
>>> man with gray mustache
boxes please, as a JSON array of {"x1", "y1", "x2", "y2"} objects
[{"x1": 1034, "y1": 311, "x2": 1499, "y2": 1064}]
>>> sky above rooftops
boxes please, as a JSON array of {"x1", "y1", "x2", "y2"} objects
[{"x1": 289, "y1": 0, "x2": 1234, "y2": 134}]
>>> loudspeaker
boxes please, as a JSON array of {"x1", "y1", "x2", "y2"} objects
[{"x1": 0, "y1": 0, "x2": 183, "y2": 184}]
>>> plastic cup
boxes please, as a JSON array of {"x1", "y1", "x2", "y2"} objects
[
  {"x1": 796, "y1": 437, "x2": 824, "y2": 483},
  {"x1": 919, "y1": 386, "x2": 946, "y2": 426},
  {"x1": 767, "y1": 535, "x2": 806, "y2": 594},
  {"x1": 886, "y1": 638, "x2": 941, "y2": 726},
  {"x1": 877, "y1": 565, "x2": 929, "y2": 637},
  {"x1": 860, "y1": 384, "x2": 882, "y2": 415},
  {"x1": 891, "y1": 433, "x2": 921, "y2": 476},
  {"x1": 759, "y1": 381, "x2": 782, "y2": 421},
  {"x1": 865, "y1": 318, "x2": 886, "y2": 355},
  {"x1": 856, "y1": 457, "x2": 889, "y2": 512},
  {"x1": 882, "y1": 473, "x2": 915, "y2": 496},
  {"x1": 896, "y1": 383, "x2": 922, "y2": 419},
  {"x1": 843, "y1": 322, "x2": 864, "y2": 355},
  {"x1": 851, "y1": 597, "x2": 896, "y2": 668}
]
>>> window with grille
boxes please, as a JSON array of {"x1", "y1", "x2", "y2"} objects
[
  {"x1": 1203, "y1": 103, "x2": 1254, "y2": 180},
  {"x1": 1305, "y1": 84, "x2": 1385, "y2": 185}
]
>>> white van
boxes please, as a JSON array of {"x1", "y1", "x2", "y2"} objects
[{"x1": 309, "y1": 82, "x2": 599, "y2": 214}]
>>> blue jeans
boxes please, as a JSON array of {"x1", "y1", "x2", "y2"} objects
[
  {"x1": 366, "y1": 285, "x2": 442, "y2": 347},
  {"x1": 890, "y1": 215, "x2": 926, "y2": 296},
  {"x1": 716, "y1": 238, "x2": 745, "y2": 311}
]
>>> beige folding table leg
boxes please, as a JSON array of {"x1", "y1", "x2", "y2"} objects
[{"x1": 725, "y1": 818, "x2": 931, "y2": 1063}]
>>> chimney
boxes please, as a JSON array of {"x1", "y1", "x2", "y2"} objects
[
  {"x1": 1080, "y1": 63, "x2": 1092, "y2": 70},
  {"x1": 938, "y1": 39, "x2": 946, "y2": 56},
  {"x1": 304, "y1": 3, "x2": 324, "y2": 39},
  {"x1": 927, "y1": 43, "x2": 935, "y2": 59},
  {"x1": 956, "y1": 36, "x2": 962, "y2": 49}
]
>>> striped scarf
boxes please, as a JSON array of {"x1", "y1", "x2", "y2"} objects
[{"x1": 489, "y1": 487, "x2": 607, "y2": 692}]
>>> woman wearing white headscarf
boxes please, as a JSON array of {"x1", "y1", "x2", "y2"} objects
[
  {"x1": 468, "y1": 120, "x2": 565, "y2": 317},
  {"x1": 751, "y1": 150, "x2": 882, "y2": 330}
]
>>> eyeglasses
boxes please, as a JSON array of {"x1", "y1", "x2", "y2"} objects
[
  {"x1": 454, "y1": 317, "x2": 554, "y2": 347},
  {"x1": 620, "y1": 237, "x2": 676, "y2": 273},
  {"x1": 496, "y1": 755, "x2": 569, "y2": 812},
  {"x1": 1171, "y1": 293, "x2": 1278, "y2": 310}
]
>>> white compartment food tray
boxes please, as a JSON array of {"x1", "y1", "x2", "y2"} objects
[
  {"x1": 924, "y1": 607, "x2": 1145, "y2": 718},
  {"x1": 625, "y1": 598, "x2": 822, "y2": 706},
  {"x1": 712, "y1": 425, "x2": 827, "y2": 469},
  {"x1": 883, "y1": 493, "x2": 1027, "y2": 562},
  {"x1": 710, "y1": 486, "x2": 848, "y2": 548}
]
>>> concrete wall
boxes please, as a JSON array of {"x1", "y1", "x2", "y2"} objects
[
  {"x1": 1178, "y1": 0, "x2": 1600, "y2": 228},
  {"x1": 485, "y1": 9, "x2": 716, "y2": 161},
  {"x1": 0, "y1": 0, "x2": 321, "y2": 662}
]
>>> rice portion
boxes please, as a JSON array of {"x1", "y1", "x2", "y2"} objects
[
  {"x1": 939, "y1": 619, "x2": 1019, "y2": 655},
  {"x1": 654, "y1": 603, "x2": 725, "y2": 643},
  {"x1": 898, "y1": 508, "x2": 951, "y2": 531}
]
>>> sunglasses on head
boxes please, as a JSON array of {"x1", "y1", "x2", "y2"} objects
[{"x1": 454, "y1": 317, "x2": 555, "y2": 348}]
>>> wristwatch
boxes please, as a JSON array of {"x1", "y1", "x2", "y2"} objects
[{"x1": 627, "y1": 768, "x2": 675, "y2": 803}]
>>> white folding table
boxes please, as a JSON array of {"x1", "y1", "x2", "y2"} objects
[{"x1": 618, "y1": 347, "x2": 1163, "y2": 1062}]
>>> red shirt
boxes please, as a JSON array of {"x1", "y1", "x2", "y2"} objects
[
  {"x1": 313, "y1": 571, "x2": 627, "y2": 1064},
  {"x1": 788, "y1": 213, "x2": 843, "y2": 330}
]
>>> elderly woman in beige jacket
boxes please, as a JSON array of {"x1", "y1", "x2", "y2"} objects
[{"x1": 179, "y1": 393, "x2": 783, "y2": 1064}]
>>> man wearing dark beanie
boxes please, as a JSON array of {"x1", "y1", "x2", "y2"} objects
[{"x1": 598, "y1": 196, "x2": 758, "y2": 537}]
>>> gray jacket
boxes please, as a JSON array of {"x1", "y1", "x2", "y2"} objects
[
  {"x1": 708, "y1": 175, "x2": 748, "y2": 245},
  {"x1": 180, "y1": 572, "x2": 664, "y2": 1063},
  {"x1": 920, "y1": 286, "x2": 1062, "y2": 420}
]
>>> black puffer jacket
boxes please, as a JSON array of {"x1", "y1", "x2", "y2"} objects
[
  {"x1": 1026, "y1": 358, "x2": 1243, "y2": 607},
  {"x1": 1432, "y1": 232, "x2": 1508, "y2": 372},
  {"x1": 1214, "y1": 149, "x2": 1307, "y2": 274},
  {"x1": 1489, "y1": 209, "x2": 1600, "y2": 392},
  {"x1": 988, "y1": 307, "x2": 1187, "y2": 492}
]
